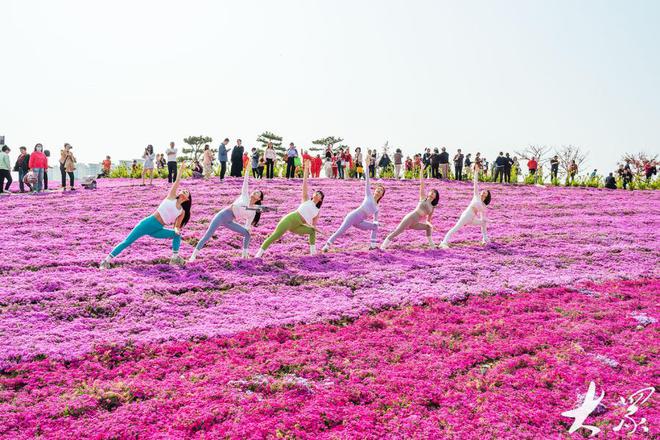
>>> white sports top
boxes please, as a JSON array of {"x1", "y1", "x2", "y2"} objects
[
  {"x1": 157, "y1": 198, "x2": 182, "y2": 225},
  {"x1": 231, "y1": 171, "x2": 256, "y2": 224},
  {"x1": 297, "y1": 199, "x2": 320, "y2": 224}
]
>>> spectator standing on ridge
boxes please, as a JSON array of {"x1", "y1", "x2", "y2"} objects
[
  {"x1": 166, "y1": 142, "x2": 178, "y2": 183},
  {"x1": 203, "y1": 145, "x2": 213, "y2": 179},
  {"x1": 568, "y1": 160, "x2": 578, "y2": 184},
  {"x1": 494, "y1": 152, "x2": 506, "y2": 183},
  {"x1": 550, "y1": 155, "x2": 559, "y2": 181},
  {"x1": 590, "y1": 169, "x2": 597, "y2": 180},
  {"x1": 644, "y1": 161, "x2": 657, "y2": 182},
  {"x1": 218, "y1": 138, "x2": 229, "y2": 180},
  {"x1": 59, "y1": 144, "x2": 76, "y2": 191},
  {"x1": 251, "y1": 147, "x2": 260, "y2": 178},
  {"x1": 142, "y1": 145, "x2": 156, "y2": 185},
  {"x1": 504, "y1": 153, "x2": 514, "y2": 183},
  {"x1": 439, "y1": 147, "x2": 450, "y2": 179},
  {"x1": 394, "y1": 148, "x2": 403, "y2": 179},
  {"x1": 264, "y1": 142, "x2": 277, "y2": 179},
  {"x1": 230, "y1": 139, "x2": 244, "y2": 177},
  {"x1": 430, "y1": 147, "x2": 440, "y2": 179},
  {"x1": 422, "y1": 148, "x2": 431, "y2": 178},
  {"x1": 453, "y1": 149, "x2": 464, "y2": 181},
  {"x1": 604, "y1": 173, "x2": 617, "y2": 189},
  {"x1": 14, "y1": 146, "x2": 30, "y2": 192},
  {"x1": 28, "y1": 144, "x2": 48, "y2": 193},
  {"x1": 285, "y1": 143, "x2": 298, "y2": 179},
  {"x1": 0, "y1": 146, "x2": 12, "y2": 195},
  {"x1": 527, "y1": 157, "x2": 538, "y2": 182}
]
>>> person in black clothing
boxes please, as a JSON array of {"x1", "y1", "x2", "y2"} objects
[
  {"x1": 493, "y1": 152, "x2": 506, "y2": 183},
  {"x1": 504, "y1": 153, "x2": 514, "y2": 183},
  {"x1": 230, "y1": 139, "x2": 244, "y2": 177},
  {"x1": 604, "y1": 172, "x2": 617, "y2": 189},
  {"x1": 550, "y1": 155, "x2": 559, "y2": 181},
  {"x1": 453, "y1": 149, "x2": 464, "y2": 181},
  {"x1": 421, "y1": 148, "x2": 431, "y2": 178},
  {"x1": 14, "y1": 146, "x2": 30, "y2": 192},
  {"x1": 438, "y1": 147, "x2": 450, "y2": 179},
  {"x1": 430, "y1": 148, "x2": 440, "y2": 179}
]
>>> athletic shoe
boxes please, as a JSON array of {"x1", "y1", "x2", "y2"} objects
[
  {"x1": 438, "y1": 242, "x2": 449, "y2": 249},
  {"x1": 322, "y1": 244, "x2": 331, "y2": 252},
  {"x1": 99, "y1": 259, "x2": 111, "y2": 270},
  {"x1": 379, "y1": 238, "x2": 390, "y2": 250},
  {"x1": 188, "y1": 249, "x2": 198, "y2": 263},
  {"x1": 170, "y1": 255, "x2": 185, "y2": 266},
  {"x1": 255, "y1": 248, "x2": 265, "y2": 258}
]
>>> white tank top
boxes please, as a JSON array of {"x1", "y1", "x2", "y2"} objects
[
  {"x1": 297, "y1": 200, "x2": 320, "y2": 224},
  {"x1": 157, "y1": 198, "x2": 182, "y2": 225}
]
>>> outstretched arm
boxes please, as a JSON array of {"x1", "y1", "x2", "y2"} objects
[
  {"x1": 302, "y1": 160, "x2": 311, "y2": 202},
  {"x1": 168, "y1": 161, "x2": 186, "y2": 199}
]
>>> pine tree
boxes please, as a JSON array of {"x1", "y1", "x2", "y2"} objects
[
  {"x1": 257, "y1": 131, "x2": 284, "y2": 155},
  {"x1": 182, "y1": 136, "x2": 214, "y2": 162},
  {"x1": 311, "y1": 136, "x2": 344, "y2": 153}
]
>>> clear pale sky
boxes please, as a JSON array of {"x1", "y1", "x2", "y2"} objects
[{"x1": 3, "y1": 0, "x2": 659, "y2": 173}]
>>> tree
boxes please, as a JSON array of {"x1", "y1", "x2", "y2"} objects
[
  {"x1": 182, "y1": 135, "x2": 214, "y2": 162},
  {"x1": 514, "y1": 145, "x2": 552, "y2": 166},
  {"x1": 555, "y1": 145, "x2": 589, "y2": 178},
  {"x1": 619, "y1": 152, "x2": 659, "y2": 178},
  {"x1": 257, "y1": 131, "x2": 284, "y2": 154},
  {"x1": 311, "y1": 136, "x2": 344, "y2": 153}
]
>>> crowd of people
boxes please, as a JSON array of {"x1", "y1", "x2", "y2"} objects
[{"x1": 0, "y1": 140, "x2": 657, "y2": 196}]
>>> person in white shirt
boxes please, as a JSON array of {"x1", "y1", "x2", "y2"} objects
[
  {"x1": 100, "y1": 162, "x2": 192, "y2": 268},
  {"x1": 165, "y1": 142, "x2": 178, "y2": 183},
  {"x1": 439, "y1": 163, "x2": 491, "y2": 248},
  {"x1": 256, "y1": 160, "x2": 324, "y2": 257},
  {"x1": 189, "y1": 165, "x2": 265, "y2": 261}
]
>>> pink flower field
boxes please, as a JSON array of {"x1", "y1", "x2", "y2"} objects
[{"x1": 1, "y1": 178, "x2": 658, "y2": 439}]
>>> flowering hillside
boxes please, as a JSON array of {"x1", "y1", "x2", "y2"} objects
[{"x1": 0, "y1": 178, "x2": 658, "y2": 438}]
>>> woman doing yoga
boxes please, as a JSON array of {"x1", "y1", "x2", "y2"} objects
[
  {"x1": 322, "y1": 170, "x2": 384, "y2": 251},
  {"x1": 100, "y1": 161, "x2": 191, "y2": 268},
  {"x1": 380, "y1": 167, "x2": 438, "y2": 249},
  {"x1": 189, "y1": 165, "x2": 264, "y2": 261},
  {"x1": 439, "y1": 163, "x2": 491, "y2": 248},
  {"x1": 255, "y1": 160, "x2": 323, "y2": 257}
]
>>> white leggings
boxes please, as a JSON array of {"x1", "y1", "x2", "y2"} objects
[{"x1": 442, "y1": 212, "x2": 487, "y2": 244}]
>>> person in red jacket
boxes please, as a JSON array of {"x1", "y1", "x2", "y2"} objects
[
  {"x1": 527, "y1": 157, "x2": 538, "y2": 176},
  {"x1": 28, "y1": 143, "x2": 48, "y2": 193},
  {"x1": 312, "y1": 154, "x2": 322, "y2": 178}
]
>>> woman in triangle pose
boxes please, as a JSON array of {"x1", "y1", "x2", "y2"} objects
[
  {"x1": 380, "y1": 168, "x2": 438, "y2": 249},
  {"x1": 439, "y1": 163, "x2": 491, "y2": 248},
  {"x1": 322, "y1": 169, "x2": 385, "y2": 251},
  {"x1": 189, "y1": 165, "x2": 264, "y2": 261},
  {"x1": 100, "y1": 161, "x2": 192, "y2": 268},
  {"x1": 256, "y1": 160, "x2": 324, "y2": 257}
]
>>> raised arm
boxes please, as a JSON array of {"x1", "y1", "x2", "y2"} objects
[
  {"x1": 473, "y1": 164, "x2": 480, "y2": 198},
  {"x1": 364, "y1": 164, "x2": 372, "y2": 198},
  {"x1": 419, "y1": 166, "x2": 425, "y2": 201},
  {"x1": 241, "y1": 163, "x2": 250, "y2": 199},
  {"x1": 302, "y1": 160, "x2": 311, "y2": 202},
  {"x1": 168, "y1": 161, "x2": 186, "y2": 199}
]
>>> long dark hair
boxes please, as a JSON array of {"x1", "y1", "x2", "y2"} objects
[
  {"x1": 146, "y1": 144, "x2": 154, "y2": 154},
  {"x1": 430, "y1": 189, "x2": 439, "y2": 206},
  {"x1": 483, "y1": 190, "x2": 491, "y2": 206},
  {"x1": 179, "y1": 194, "x2": 192, "y2": 228},
  {"x1": 252, "y1": 191, "x2": 265, "y2": 226},
  {"x1": 315, "y1": 190, "x2": 324, "y2": 209}
]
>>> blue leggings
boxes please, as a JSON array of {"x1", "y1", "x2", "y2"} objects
[
  {"x1": 327, "y1": 209, "x2": 378, "y2": 245},
  {"x1": 196, "y1": 207, "x2": 250, "y2": 250},
  {"x1": 110, "y1": 215, "x2": 181, "y2": 257}
]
